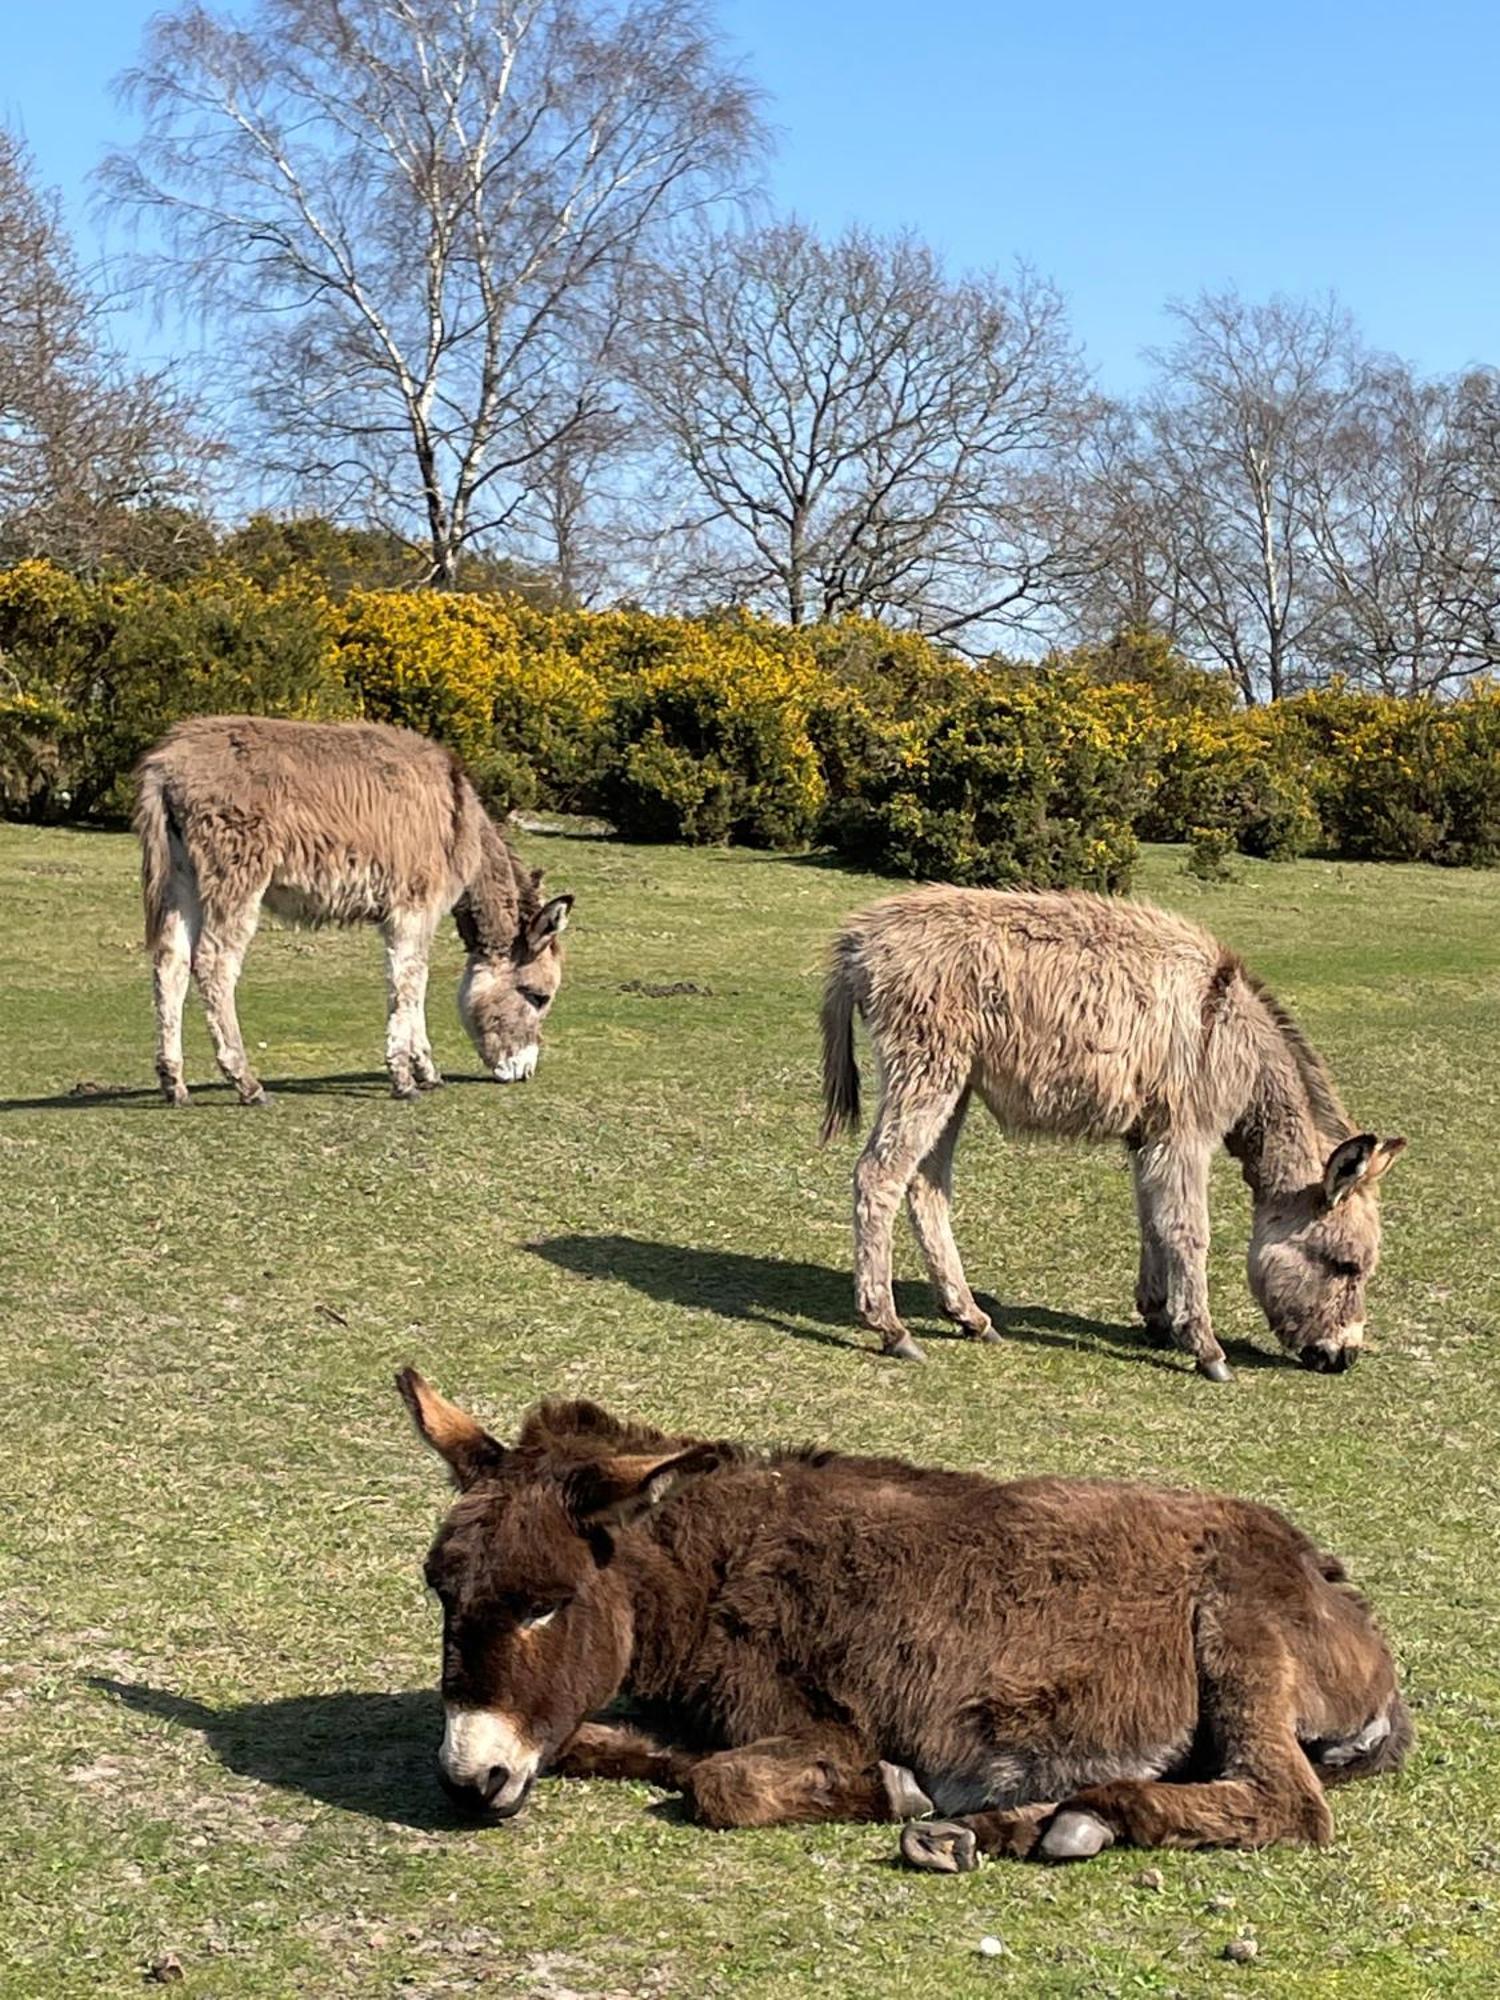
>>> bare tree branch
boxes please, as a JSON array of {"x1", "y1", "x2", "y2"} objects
[
  {"x1": 621, "y1": 220, "x2": 1095, "y2": 643},
  {"x1": 100, "y1": 0, "x2": 763, "y2": 586}
]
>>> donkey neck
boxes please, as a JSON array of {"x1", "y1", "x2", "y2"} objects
[
  {"x1": 1227, "y1": 990, "x2": 1351, "y2": 1199},
  {"x1": 459, "y1": 817, "x2": 528, "y2": 958},
  {"x1": 613, "y1": 1520, "x2": 725, "y2": 1711}
]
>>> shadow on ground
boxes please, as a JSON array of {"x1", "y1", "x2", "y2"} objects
[
  {"x1": 529, "y1": 1233, "x2": 1279, "y2": 1372},
  {"x1": 0, "y1": 1072, "x2": 496, "y2": 1112},
  {"x1": 90, "y1": 1679, "x2": 454, "y2": 1829}
]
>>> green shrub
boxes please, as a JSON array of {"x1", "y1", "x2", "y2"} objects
[
  {"x1": 595, "y1": 647, "x2": 825, "y2": 847},
  {"x1": 1185, "y1": 825, "x2": 1237, "y2": 881},
  {"x1": 1274, "y1": 687, "x2": 1500, "y2": 867},
  {"x1": 1146, "y1": 730, "x2": 1321, "y2": 861},
  {"x1": 820, "y1": 680, "x2": 1150, "y2": 890}
]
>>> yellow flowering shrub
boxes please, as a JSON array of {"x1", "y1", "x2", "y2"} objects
[
  {"x1": 588, "y1": 615, "x2": 829, "y2": 846},
  {"x1": 820, "y1": 671, "x2": 1158, "y2": 890},
  {"x1": 2, "y1": 561, "x2": 1495, "y2": 876}
]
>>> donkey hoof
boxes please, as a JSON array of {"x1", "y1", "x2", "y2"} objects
[
  {"x1": 392, "y1": 1084, "x2": 421, "y2": 1102},
  {"x1": 901, "y1": 1819, "x2": 978, "y2": 1874},
  {"x1": 1197, "y1": 1357, "x2": 1234, "y2": 1383},
  {"x1": 240, "y1": 1089, "x2": 271, "y2": 1108},
  {"x1": 884, "y1": 1334, "x2": 927, "y2": 1362},
  {"x1": 1040, "y1": 1809, "x2": 1114, "y2": 1862},
  {"x1": 416, "y1": 1073, "x2": 445, "y2": 1091},
  {"x1": 969, "y1": 1320, "x2": 1003, "y2": 1345},
  {"x1": 162, "y1": 1087, "x2": 190, "y2": 1109},
  {"x1": 880, "y1": 1761, "x2": 935, "y2": 1820}
]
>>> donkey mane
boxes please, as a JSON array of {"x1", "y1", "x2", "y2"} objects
[
  {"x1": 1237, "y1": 962, "x2": 1352, "y2": 1146},
  {"x1": 453, "y1": 814, "x2": 540, "y2": 957}
]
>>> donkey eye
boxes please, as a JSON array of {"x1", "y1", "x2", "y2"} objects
[
  {"x1": 516, "y1": 987, "x2": 551, "y2": 1013},
  {"x1": 518, "y1": 1602, "x2": 563, "y2": 1630}
]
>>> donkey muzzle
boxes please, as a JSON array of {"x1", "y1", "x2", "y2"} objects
[
  {"x1": 493, "y1": 1044, "x2": 539, "y2": 1084},
  {"x1": 1299, "y1": 1342, "x2": 1359, "y2": 1374}
]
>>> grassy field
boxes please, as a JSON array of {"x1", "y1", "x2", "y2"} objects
[{"x1": 2, "y1": 823, "x2": 1498, "y2": 1999}]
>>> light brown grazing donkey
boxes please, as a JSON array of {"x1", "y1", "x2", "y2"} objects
[
  {"x1": 134, "y1": 716, "x2": 573, "y2": 1104},
  {"x1": 399, "y1": 1372, "x2": 1409, "y2": 1870},
  {"x1": 821, "y1": 887, "x2": 1405, "y2": 1379}
]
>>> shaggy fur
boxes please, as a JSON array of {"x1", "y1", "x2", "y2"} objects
[
  {"x1": 399, "y1": 1374, "x2": 1409, "y2": 1868},
  {"x1": 821, "y1": 888, "x2": 1405, "y2": 1377},
  {"x1": 133, "y1": 717, "x2": 572, "y2": 1103}
]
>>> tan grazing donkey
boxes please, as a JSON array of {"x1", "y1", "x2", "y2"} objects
[
  {"x1": 821, "y1": 887, "x2": 1405, "y2": 1380},
  {"x1": 134, "y1": 716, "x2": 573, "y2": 1104}
]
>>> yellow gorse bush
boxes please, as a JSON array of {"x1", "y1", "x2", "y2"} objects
[{"x1": 2, "y1": 561, "x2": 1497, "y2": 874}]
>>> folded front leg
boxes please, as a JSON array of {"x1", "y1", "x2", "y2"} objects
[
  {"x1": 550, "y1": 1719, "x2": 694, "y2": 1790},
  {"x1": 682, "y1": 1730, "x2": 894, "y2": 1829}
]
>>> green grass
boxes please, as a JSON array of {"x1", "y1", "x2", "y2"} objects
[{"x1": 2, "y1": 824, "x2": 1498, "y2": 1999}]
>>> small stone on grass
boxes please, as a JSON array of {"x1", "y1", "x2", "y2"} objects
[
  {"x1": 1223, "y1": 1938, "x2": 1259, "y2": 1964},
  {"x1": 977, "y1": 1935, "x2": 1006, "y2": 1958}
]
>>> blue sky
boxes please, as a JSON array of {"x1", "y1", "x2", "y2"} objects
[{"x1": 6, "y1": 0, "x2": 1498, "y2": 387}]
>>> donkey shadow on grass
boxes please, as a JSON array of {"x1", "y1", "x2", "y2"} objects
[
  {"x1": 530, "y1": 1234, "x2": 1283, "y2": 1373},
  {"x1": 0, "y1": 1072, "x2": 498, "y2": 1112},
  {"x1": 90, "y1": 1678, "x2": 455, "y2": 1830}
]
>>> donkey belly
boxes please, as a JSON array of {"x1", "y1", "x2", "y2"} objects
[
  {"x1": 918, "y1": 1735, "x2": 1191, "y2": 1817},
  {"x1": 263, "y1": 861, "x2": 401, "y2": 928},
  {"x1": 973, "y1": 1052, "x2": 1146, "y2": 1144}
]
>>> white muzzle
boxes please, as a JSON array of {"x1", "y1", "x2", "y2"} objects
[
  {"x1": 493, "y1": 1044, "x2": 539, "y2": 1084},
  {"x1": 440, "y1": 1706, "x2": 540, "y2": 1812}
]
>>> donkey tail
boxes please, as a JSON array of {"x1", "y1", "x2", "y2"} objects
[
  {"x1": 132, "y1": 756, "x2": 180, "y2": 949},
  {"x1": 819, "y1": 945, "x2": 862, "y2": 1143}
]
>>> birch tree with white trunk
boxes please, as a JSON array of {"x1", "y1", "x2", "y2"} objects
[
  {"x1": 1135, "y1": 292, "x2": 1360, "y2": 701},
  {"x1": 101, "y1": 0, "x2": 761, "y2": 586}
]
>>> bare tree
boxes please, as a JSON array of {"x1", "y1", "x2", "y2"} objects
[
  {"x1": 102, "y1": 0, "x2": 762, "y2": 587},
  {"x1": 623, "y1": 221, "x2": 1093, "y2": 642},
  {"x1": 1051, "y1": 397, "x2": 1191, "y2": 646},
  {"x1": 1307, "y1": 362, "x2": 1500, "y2": 693},
  {"x1": 1131, "y1": 291, "x2": 1362, "y2": 701},
  {"x1": 0, "y1": 128, "x2": 206, "y2": 572},
  {"x1": 506, "y1": 376, "x2": 638, "y2": 603}
]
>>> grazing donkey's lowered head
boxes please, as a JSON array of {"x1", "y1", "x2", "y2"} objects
[
  {"x1": 398, "y1": 1369, "x2": 726, "y2": 1817},
  {"x1": 454, "y1": 822, "x2": 572, "y2": 1084},
  {"x1": 1227, "y1": 981, "x2": 1406, "y2": 1372}
]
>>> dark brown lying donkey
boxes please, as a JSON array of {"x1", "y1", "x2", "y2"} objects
[{"x1": 398, "y1": 1373, "x2": 1409, "y2": 1870}]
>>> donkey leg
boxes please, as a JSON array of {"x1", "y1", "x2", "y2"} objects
[
  {"x1": 409, "y1": 947, "x2": 442, "y2": 1090},
  {"x1": 550, "y1": 1720, "x2": 694, "y2": 1790},
  {"x1": 1036, "y1": 1613, "x2": 1331, "y2": 1861},
  {"x1": 1130, "y1": 1146, "x2": 1172, "y2": 1345},
  {"x1": 854, "y1": 1082, "x2": 967, "y2": 1360},
  {"x1": 901, "y1": 1802, "x2": 1056, "y2": 1873},
  {"x1": 194, "y1": 905, "x2": 265, "y2": 1105},
  {"x1": 681, "y1": 1731, "x2": 894, "y2": 1829},
  {"x1": 1133, "y1": 1138, "x2": 1230, "y2": 1380},
  {"x1": 907, "y1": 1088, "x2": 996, "y2": 1341},
  {"x1": 382, "y1": 911, "x2": 440, "y2": 1099},
  {"x1": 151, "y1": 893, "x2": 198, "y2": 1108}
]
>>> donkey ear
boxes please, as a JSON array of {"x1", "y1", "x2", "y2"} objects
[
  {"x1": 1323, "y1": 1133, "x2": 1405, "y2": 1207},
  {"x1": 525, "y1": 893, "x2": 573, "y2": 951},
  {"x1": 564, "y1": 1442, "x2": 730, "y2": 1531},
  {"x1": 396, "y1": 1368, "x2": 507, "y2": 1489}
]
